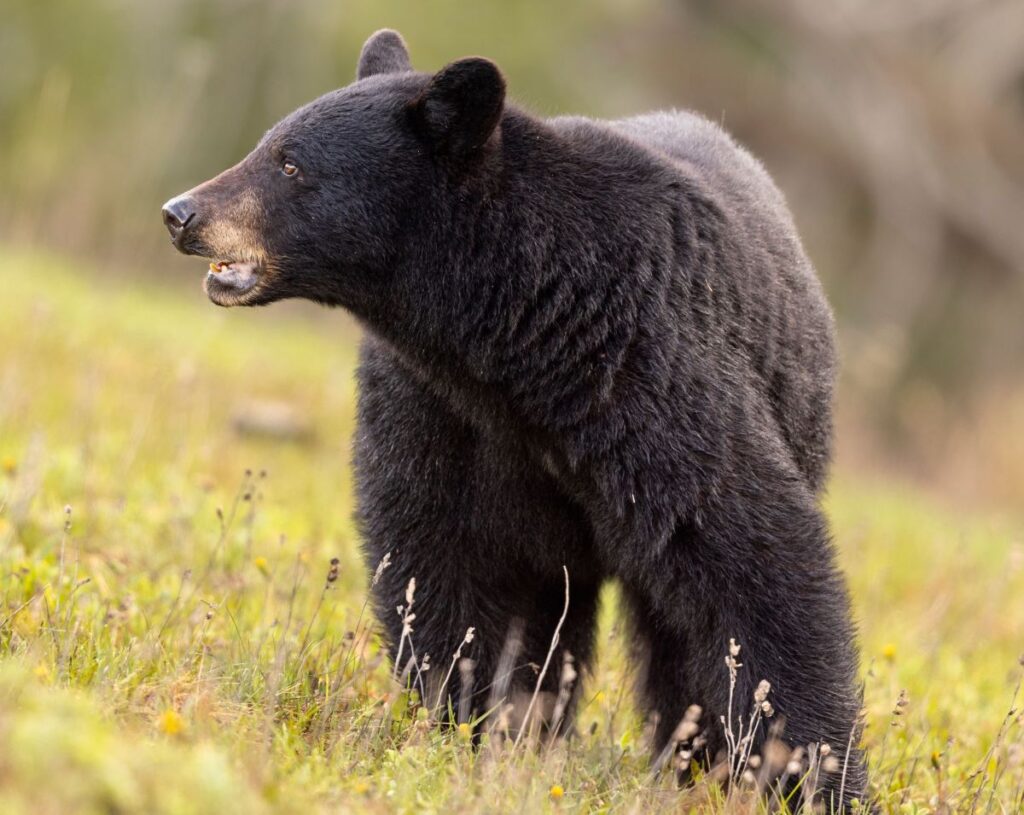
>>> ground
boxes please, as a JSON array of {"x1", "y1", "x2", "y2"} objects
[{"x1": 0, "y1": 249, "x2": 1022, "y2": 814}]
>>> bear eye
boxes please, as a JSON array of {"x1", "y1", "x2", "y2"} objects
[{"x1": 281, "y1": 160, "x2": 298, "y2": 177}]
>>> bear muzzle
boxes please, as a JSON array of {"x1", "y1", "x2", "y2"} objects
[{"x1": 162, "y1": 187, "x2": 271, "y2": 306}]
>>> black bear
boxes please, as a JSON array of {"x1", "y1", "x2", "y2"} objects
[{"x1": 163, "y1": 29, "x2": 866, "y2": 809}]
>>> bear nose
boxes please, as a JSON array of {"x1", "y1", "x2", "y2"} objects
[{"x1": 162, "y1": 196, "x2": 196, "y2": 249}]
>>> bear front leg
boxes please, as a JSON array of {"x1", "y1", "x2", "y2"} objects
[
  {"x1": 626, "y1": 475, "x2": 867, "y2": 811},
  {"x1": 354, "y1": 339, "x2": 601, "y2": 735}
]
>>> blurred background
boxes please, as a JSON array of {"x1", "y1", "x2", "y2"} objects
[{"x1": 2, "y1": 0, "x2": 1023, "y2": 508}]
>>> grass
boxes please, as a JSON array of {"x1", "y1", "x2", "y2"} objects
[{"x1": 1, "y1": 248, "x2": 1023, "y2": 814}]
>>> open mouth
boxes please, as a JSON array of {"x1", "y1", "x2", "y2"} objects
[{"x1": 204, "y1": 259, "x2": 263, "y2": 303}]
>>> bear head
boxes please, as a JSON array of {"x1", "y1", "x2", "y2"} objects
[{"x1": 161, "y1": 30, "x2": 506, "y2": 309}]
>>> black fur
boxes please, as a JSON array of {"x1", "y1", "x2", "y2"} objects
[{"x1": 164, "y1": 29, "x2": 866, "y2": 809}]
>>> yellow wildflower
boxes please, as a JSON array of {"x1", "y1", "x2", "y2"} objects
[{"x1": 157, "y1": 709, "x2": 185, "y2": 735}]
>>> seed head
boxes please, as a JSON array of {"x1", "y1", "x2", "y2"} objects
[
  {"x1": 785, "y1": 745, "x2": 805, "y2": 775},
  {"x1": 673, "y1": 716, "x2": 700, "y2": 743},
  {"x1": 372, "y1": 552, "x2": 392, "y2": 586},
  {"x1": 892, "y1": 689, "x2": 909, "y2": 721}
]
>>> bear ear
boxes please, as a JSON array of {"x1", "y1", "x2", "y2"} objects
[
  {"x1": 412, "y1": 57, "x2": 506, "y2": 159},
  {"x1": 357, "y1": 29, "x2": 412, "y2": 80}
]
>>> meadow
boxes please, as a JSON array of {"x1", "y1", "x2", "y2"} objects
[{"x1": 1, "y1": 248, "x2": 1022, "y2": 814}]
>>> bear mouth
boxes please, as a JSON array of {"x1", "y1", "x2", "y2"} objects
[{"x1": 204, "y1": 259, "x2": 263, "y2": 305}]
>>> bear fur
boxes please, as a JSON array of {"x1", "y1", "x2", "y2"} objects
[{"x1": 163, "y1": 29, "x2": 866, "y2": 809}]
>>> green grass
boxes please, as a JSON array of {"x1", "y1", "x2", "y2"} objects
[{"x1": 1, "y1": 248, "x2": 1022, "y2": 814}]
